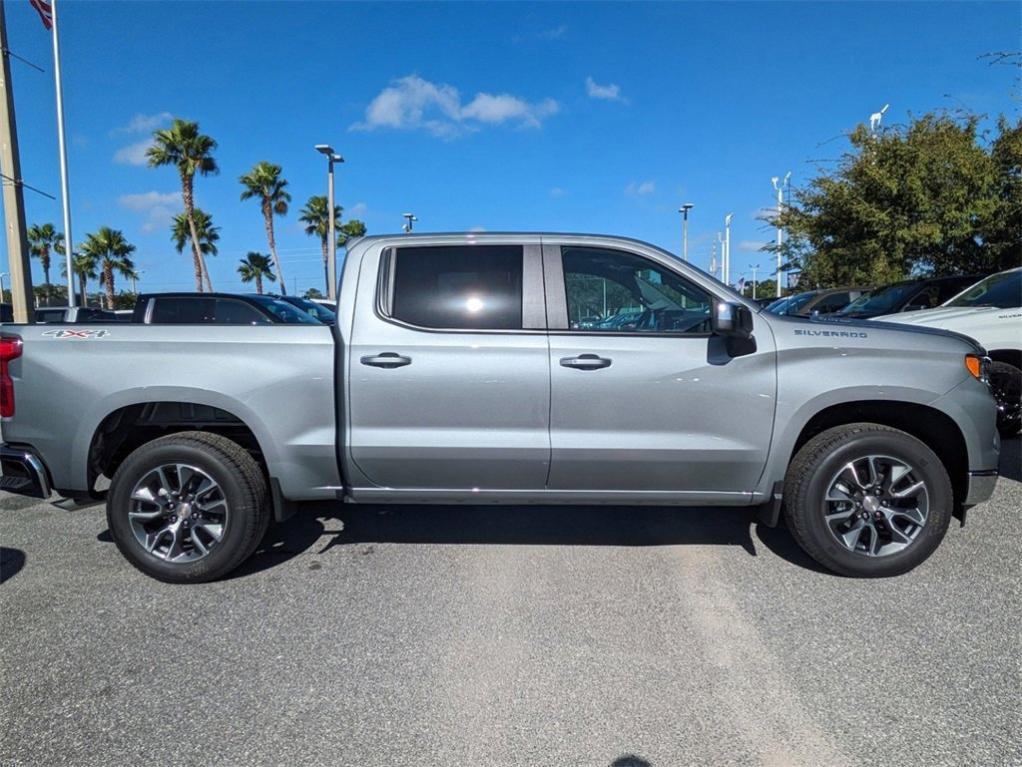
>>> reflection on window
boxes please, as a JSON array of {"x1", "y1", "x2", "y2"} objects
[
  {"x1": 391, "y1": 245, "x2": 524, "y2": 330},
  {"x1": 562, "y1": 247, "x2": 711, "y2": 333}
]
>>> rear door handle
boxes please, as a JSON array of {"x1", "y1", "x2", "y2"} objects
[
  {"x1": 559, "y1": 354, "x2": 612, "y2": 370},
  {"x1": 361, "y1": 352, "x2": 412, "y2": 369}
]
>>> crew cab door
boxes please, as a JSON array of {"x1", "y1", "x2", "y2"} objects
[
  {"x1": 543, "y1": 241, "x2": 776, "y2": 498},
  {"x1": 347, "y1": 241, "x2": 551, "y2": 490}
]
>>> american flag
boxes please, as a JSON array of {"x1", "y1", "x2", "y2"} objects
[{"x1": 29, "y1": 0, "x2": 53, "y2": 30}]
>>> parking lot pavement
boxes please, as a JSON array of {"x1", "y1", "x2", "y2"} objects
[{"x1": 0, "y1": 439, "x2": 1018, "y2": 767}]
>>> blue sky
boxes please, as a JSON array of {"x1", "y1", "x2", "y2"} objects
[{"x1": 2, "y1": 1, "x2": 1018, "y2": 295}]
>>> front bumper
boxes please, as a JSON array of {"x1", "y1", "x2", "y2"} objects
[
  {"x1": 0, "y1": 444, "x2": 52, "y2": 499},
  {"x1": 965, "y1": 469, "x2": 999, "y2": 506}
]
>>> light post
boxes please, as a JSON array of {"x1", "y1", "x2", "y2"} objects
[
  {"x1": 750, "y1": 264, "x2": 760, "y2": 300},
  {"x1": 0, "y1": 272, "x2": 8, "y2": 301},
  {"x1": 678, "y1": 203, "x2": 694, "y2": 261},
  {"x1": 402, "y1": 213, "x2": 417, "y2": 233},
  {"x1": 315, "y1": 144, "x2": 344, "y2": 301},
  {"x1": 771, "y1": 172, "x2": 790, "y2": 298},
  {"x1": 723, "y1": 213, "x2": 733, "y2": 287}
]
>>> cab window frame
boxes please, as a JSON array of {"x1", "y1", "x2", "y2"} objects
[{"x1": 543, "y1": 243, "x2": 716, "y2": 338}]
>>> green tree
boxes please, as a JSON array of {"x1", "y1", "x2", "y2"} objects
[
  {"x1": 303, "y1": 287, "x2": 325, "y2": 300},
  {"x1": 338, "y1": 219, "x2": 367, "y2": 246},
  {"x1": 237, "y1": 252, "x2": 275, "y2": 295},
  {"x1": 27, "y1": 223, "x2": 64, "y2": 304},
  {"x1": 766, "y1": 113, "x2": 1018, "y2": 286},
  {"x1": 172, "y1": 208, "x2": 219, "y2": 265},
  {"x1": 61, "y1": 249, "x2": 99, "y2": 307},
  {"x1": 240, "y1": 161, "x2": 291, "y2": 294},
  {"x1": 147, "y1": 118, "x2": 218, "y2": 292},
  {"x1": 980, "y1": 117, "x2": 1022, "y2": 270},
  {"x1": 299, "y1": 195, "x2": 342, "y2": 294},
  {"x1": 81, "y1": 227, "x2": 137, "y2": 310}
]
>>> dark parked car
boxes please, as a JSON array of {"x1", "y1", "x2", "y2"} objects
[
  {"x1": 836, "y1": 275, "x2": 981, "y2": 319},
  {"x1": 767, "y1": 287, "x2": 871, "y2": 317},
  {"x1": 35, "y1": 306, "x2": 118, "y2": 323},
  {"x1": 260, "y1": 294, "x2": 336, "y2": 324},
  {"x1": 0, "y1": 304, "x2": 12, "y2": 323},
  {"x1": 131, "y1": 293, "x2": 321, "y2": 324}
]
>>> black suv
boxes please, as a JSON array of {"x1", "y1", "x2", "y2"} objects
[
  {"x1": 131, "y1": 293, "x2": 322, "y2": 324},
  {"x1": 836, "y1": 275, "x2": 981, "y2": 319}
]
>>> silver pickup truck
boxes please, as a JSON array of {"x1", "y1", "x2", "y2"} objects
[{"x1": 0, "y1": 233, "x2": 1000, "y2": 582}]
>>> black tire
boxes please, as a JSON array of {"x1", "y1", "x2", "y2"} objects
[
  {"x1": 989, "y1": 361, "x2": 1021, "y2": 437},
  {"x1": 783, "y1": 423, "x2": 953, "y2": 577},
  {"x1": 107, "y1": 431, "x2": 270, "y2": 583}
]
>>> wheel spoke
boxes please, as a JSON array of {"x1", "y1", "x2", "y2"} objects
[
  {"x1": 131, "y1": 485, "x2": 164, "y2": 506},
  {"x1": 193, "y1": 520, "x2": 224, "y2": 542},
  {"x1": 892, "y1": 480, "x2": 925, "y2": 499},
  {"x1": 865, "y1": 521, "x2": 884, "y2": 556},
  {"x1": 826, "y1": 508, "x2": 856, "y2": 522},
  {"x1": 842, "y1": 462, "x2": 869, "y2": 489},
  {"x1": 164, "y1": 524, "x2": 185, "y2": 561},
  {"x1": 889, "y1": 506, "x2": 925, "y2": 527},
  {"x1": 190, "y1": 529, "x2": 209, "y2": 556},
  {"x1": 129, "y1": 508, "x2": 165, "y2": 521},
  {"x1": 826, "y1": 482, "x2": 855, "y2": 502},
  {"x1": 840, "y1": 519, "x2": 866, "y2": 550}
]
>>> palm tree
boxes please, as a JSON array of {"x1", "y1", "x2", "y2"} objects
[
  {"x1": 299, "y1": 195, "x2": 342, "y2": 294},
  {"x1": 239, "y1": 161, "x2": 291, "y2": 294},
  {"x1": 27, "y1": 223, "x2": 64, "y2": 304},
  {"x1": 339, "y1": 219, "x2": 367, "y2": 246},
  {"x1": 237, "y1": 252, "x2": 275, "y2": 295},
  {"x1": 62, "y1": 250, "x2": 98, "y2": 307},
  {"x1": 172, "y1": 208, "x2": 219, "y2": 266},
  {"x1": 147, "y1": 119, "x2": 218, "y2": 292},
  {"x1": 81, "y1": 227, "x2": 136, "y2": 310}
]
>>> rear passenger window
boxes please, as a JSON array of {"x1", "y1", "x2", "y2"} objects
[
  {"x1": 213, "y1": 299, "x2": 269, "y2": 324},
  {"x1": 152, "y1": 298, "x2": 216, "y2": 323},
  {"x1": 389, "y1": 245, "x2": 523, "y2": 330}
]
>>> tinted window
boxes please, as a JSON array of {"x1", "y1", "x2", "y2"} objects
[
  {"x1": 247, "y1": 295, "x2": 320, "y2": 324},
  {"x1": 35, "y1": 308, "x2": 66, "y2": 323},
  {"x1": 813, "y1": 292, "x2": 852, "y2": 314},
  {"x1": 0, "y1": 304, "x2": 12, "y2": 323},
  {"x1": 562, "y1": 247, "x2": 711, "y2": 334},
  {"x1": 936, "y1": 277, "x2": 980, "y2": 303},
  {"x1": 947, "y1": 271, "x2": 1022, "y2": 309},
  {"x1": 390, "y1": 245, "x2": 523, "y2": 330},
  {"x1": 214, "y1": 299, "x2": 270, "y2": 324},
  {"x1": 151, "y1": 297, "x2": 216, "y2": 323}
]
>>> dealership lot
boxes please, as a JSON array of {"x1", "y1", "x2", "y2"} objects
[{"x1": 0, "y1": 438, "x2": 1018, "y2": 767}]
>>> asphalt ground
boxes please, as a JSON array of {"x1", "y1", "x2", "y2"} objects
[{"x1": 1, "y1": 438, "x2": 1019, "y2": 767}]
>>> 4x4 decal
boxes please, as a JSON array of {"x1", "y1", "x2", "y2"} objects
[{"x1": 41, "y1": 329, "x2": 110, "y2": 339}]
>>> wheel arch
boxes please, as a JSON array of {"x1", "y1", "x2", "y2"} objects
[{"x1": 786, "y1": 400, "x2": 969, "y2": 507}]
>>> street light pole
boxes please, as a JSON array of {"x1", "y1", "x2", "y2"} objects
[
  {"x1": 750, "y1": 264, "x2": 759, "y2": 300},
  {"x1": 679, "y1": 203, "x2": 693, "y2": 261},
  {"x1": 771, "y1": 172, "x2": 790, "y2": 298},
  {"x1": 723, "y1": 213, "x2": 733, "y2": 287},
  {"x1": 402, "y1": 213, "x2": 417, "y2": 233},
  {"x1": 315, "y1": 145, "x2": 344, "y2": 301}
]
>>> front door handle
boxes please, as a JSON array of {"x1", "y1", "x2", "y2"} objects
[
  {"x1": 560, "y1": 354, "x2": 612, "y2": 370},
  {"x1": 361, "y1": 352, "x2": 412, "y2": 369}
]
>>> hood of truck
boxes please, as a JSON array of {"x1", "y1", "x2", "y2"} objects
[{"x1": 873, "y1": 306, "x2": 1004, "y2": 326}]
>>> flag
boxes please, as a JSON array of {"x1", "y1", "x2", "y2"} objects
[{"x1": 29, "y1": 0, "x2": 53, "y2": 30}]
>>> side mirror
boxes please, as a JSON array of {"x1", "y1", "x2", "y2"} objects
[{"x1": 711, "y1": 301, "x2": 753, "y2": 339}]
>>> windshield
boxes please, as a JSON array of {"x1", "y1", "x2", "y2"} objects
[
  {"x1": 248, "y1": 295, "x2": 321, "y2": 324},
  {"x1": 764, "y1": 297, "x2": 790, "y2": 313},
  {"x1": 945, "y1": 271, "x2": 1022, "y2": 309},
  {"x1": 776, "y1": 292, "x2": 817, "y2": 315},
  {"x1": 837, "y1": 282, "x2": 916, "y2": 315},
  {"x1": 282, "y1": 297, "x2": 336, "y2": 323}
]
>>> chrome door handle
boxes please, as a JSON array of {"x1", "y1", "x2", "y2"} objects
[
  {"x1": 559, "y1": 354, "x2": 611, "y2": 370},
  {"x1": 361, "y1": 352, "x2": 412, "y2": 369}
]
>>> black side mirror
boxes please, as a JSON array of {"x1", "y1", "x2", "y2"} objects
[{"x1": 711, "y1": 301, "x2": 753, "y2": 339}]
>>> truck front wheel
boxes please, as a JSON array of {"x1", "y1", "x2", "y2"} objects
[
  {"x1": 106, "y1": 431, "x2": 270, "y2": 583},
  {"x1": 784, "y1": 423, "x2": 953, "y2": 577}
]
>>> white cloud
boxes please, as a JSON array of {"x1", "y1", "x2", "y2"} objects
[
  {"x1": 586, "y1": 77, "x2": 624, "y2": 102},
  {"x1": 113, "y1": 139, "x2": 153, "y2": 166},
  {"x1": 549, "y1": 187, "x2": 566, "y2": 199},
  {"x1": 538, "y1": 25, "x2": 567, "y2": 40},
  {"x1": 351, "y1": 75, "x2": 559, "y2": 138},
  {"x1": 625, "y1": 180, "x2": 656, "y2": 197},
  {"x1": 739, "y1": 240, "x2": 769, "y2": 252},
  {"x1": 113, "y1": 111, "x2": 173, "y2": 135},
  {"x1": 118, "y1": 191, "x2": 179, "y2": 233},
  {"x1": 348, "y1": 201, "x2": 368, "y2": 218},
  {"x1": 469, "y1": 226, "x2": 487, "y2": 232}
]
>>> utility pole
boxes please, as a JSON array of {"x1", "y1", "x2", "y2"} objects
[
  {"x1": 771, "y1": 172, "x2": 790, "y2": 298},
  {"x1": 678, "y1": 203, "x2": 693, "y2": 261},
  {"x1": 723, "y1": 213, "x2": 733, "y2": 287},
  {"x1": 0, "y1": 1, "x2": 34, "y2": 322},
  {"x1": 709, "y1": 240, "x2": 718, "y2": 278},
  {"x1": 750, "y1": 264, "x2": 759, "y2": 300},
  {"x1": 50, "y1": 0, "x2": 74, "y2": 306}
]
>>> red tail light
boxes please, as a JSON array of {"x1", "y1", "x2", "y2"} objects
[{"x1": 0, "y1": 335, "x2": 23, "y2": 418}]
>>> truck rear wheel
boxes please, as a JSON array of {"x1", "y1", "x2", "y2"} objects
[
  {"x1": 106, "y1": 431, "x2": 270, "y2": 583},
  {"x1": 784, "y1": 423, "x2": 953, "y2": 577}
]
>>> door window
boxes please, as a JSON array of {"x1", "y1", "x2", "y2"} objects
[
  {"x1": 561, "y1": 247, "x2": 711, "y2": 333},
  {"x1": 389, "y1": 245, "x2": 524, "y2": 330}
]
